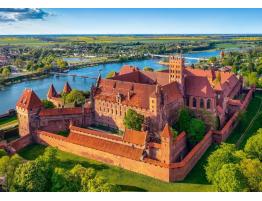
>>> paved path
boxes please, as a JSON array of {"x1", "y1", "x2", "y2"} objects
[{"x1": 236, "y1": 96, "x2": 262, "y2": 148}]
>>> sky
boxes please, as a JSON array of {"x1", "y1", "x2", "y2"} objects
[{"x1": 0, "y1": 8, "x2": 262, "y2": 35}]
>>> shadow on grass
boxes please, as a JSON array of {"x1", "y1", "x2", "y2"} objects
[
  {"x1": 118, "y1": 185, "x2": 147, "y2": 192},
  {"x1": 180, "y1": 144, "x2": 217, "y2": 185},
  {"x1": 57, "y1": 159, "x2": 109, "y2": 171}
]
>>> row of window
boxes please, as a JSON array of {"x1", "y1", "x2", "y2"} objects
[{"x1": 186, "y1": 97, "x2": 212, "y2": 109}]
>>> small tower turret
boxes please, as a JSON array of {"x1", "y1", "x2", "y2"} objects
[{"x1": 160, "y1": 124, "x2": 174, "y2": 164}]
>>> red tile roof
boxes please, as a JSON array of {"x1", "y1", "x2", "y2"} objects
[
  {"x1": 67, "y1": 132, "x2": 144, "y2": 161},
  {"x1": 94, "y1": 78, "x2": 156, "y2": 109},
  {"x1": 185, "y1": 76, "x2": 215, "y2": 98},
  {"x1": 63, "y1": 82, "x2": 72, "y2": 94},
  {"x1": 39, "y1": 107, "x2": 82, "y2": 116},
  {"x1": 119, "y1": 65, "x2": 139, "y2": 75},
  {"x1": 16, "y1": 89, "x2": 42, "y2": 110},
  {"x1": 123, "y1": 128, "x2": 147, "y2": 146},
  {"x1": 47, "y1": 84, "x2": 57, "y2": 98},
  {"x1": 161, "y1": 82, "x2": 183, "y2": 104},
  {"x1": 161, "y1": 124, "x2": 173, "y2": 138},
  {"x1": 70, "y1": 126, "x2": 123, "y2": 142}
]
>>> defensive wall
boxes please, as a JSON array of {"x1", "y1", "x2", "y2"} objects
[{"x1": 3, "y1": 88, "x2": 255, "y2": 182}]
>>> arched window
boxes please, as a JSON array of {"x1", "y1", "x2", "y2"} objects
[
  {"x1": 200, "y1": 99, "x2": 204, "y2": 108},
  {"x1": 207, "y1": 99, "x2": 211, "y2": 109},
  {"x1": 193, "y1": 97, "x2": 197, "y2": 108}
]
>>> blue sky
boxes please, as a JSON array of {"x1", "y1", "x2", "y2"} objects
[{"x1": 0, "y1": 8, "x2": 262, "y2": 34}]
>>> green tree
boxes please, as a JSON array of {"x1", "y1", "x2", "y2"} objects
[
  {"x1": 188, "y1": 118, "x2": 206, "y2": 145},
  {"x1": 213, "y1": 163, "x2": 248, "y2": 192},
  {"x1": 51, "y1": 167, "x2": 79, "y2": 192},
  {"x1": 65, "y1": 89, "x2": 86, "y2": 105},
  {"x1": 42, "y1": 99, "x2": 55, "y2": 109},
  {"x1": 56, "y1": 59, "x2": 68, "y2": 69},
  {"x1": 143, "y1": 67, "x2": 154, "y2": 72},
  {"x1": 0, "y1": 149, "x2": 7, "y2": 157},
  {"x1": 244, "y1": 128, "x2": 262, "y2": 161},
  {"x1": 2, "y1": 67, "x2": 11, "y2": 77},
  {"x1": 87, "y1": 176, "x2": 120, "y2": 192},
  {"x1": 106, "y1": 71, "x2": 116, "y2": 78},
  {"x1": 240, "y1": 158, "x2": 262, "y2": 191},
  {"x1": 123, "y1": 109, "x2": 144, "y2": 131},
  {"x1": 0, "y1": 154, "x2": 23, "y2": 191},
  {"x1": 12, "y1": 160, "x2": 48, "y2": 192},
  {"x1": 177, "y1": 108, "x2": 191, "y2": 133},
  {"x1": 205, "y1": 143, "x2": 239, "y2": 183}
]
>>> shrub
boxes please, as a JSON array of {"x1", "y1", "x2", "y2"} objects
[
  {"x1": 123, "y1": 109, "x2": 144, "y2": 131},
  {"x1": 187, "y1": 118, "x2": 206, "y2": 145}
]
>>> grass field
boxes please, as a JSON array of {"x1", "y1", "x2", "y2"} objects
[
  {"x1": 226, "y1": 92, "x2": 262, "y2": 148},
  {"x1": 16, "y1": 92, "x2": 262, "y2": 192},
  {"x1": 0, "y1": 116, "x2": 18, "y2": 130}
]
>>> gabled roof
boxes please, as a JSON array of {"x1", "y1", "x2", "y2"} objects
[
  {"x1": 63, "y1": 82, "x2": 72, "y2": 94},
  {"x1": 16, "y1": 89, "x2": 42, "y2": 110},
  {"x1": 185, "y1": 76, "x2": 215, "y2": 98},
  {"x1": 47, "y1": 84, "x2": 57, "y2": 98},
  {"x1": 118, "y1": 65, "x2": 139, "y2": 75},
  {"x1": 161, "y1": 124, "x2": 173, "y2": 139},
  {"x1": 123, "y1": 128, "x2": 147, "y2": 146},
  {"x1": 94, "y1": 78, "x2": 156, "y2": 109},
  {"x1": 161, "y1": 82, "x2": 183, "y2": 104}
]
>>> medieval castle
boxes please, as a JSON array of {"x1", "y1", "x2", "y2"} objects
[{"x1": 15, "y1": 55, "x2": 250, "y2": 182}]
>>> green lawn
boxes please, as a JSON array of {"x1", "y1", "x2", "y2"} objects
[
  {"x1": 0, "y1": 116, "x2": 18, "y2": 130},
  {"x1": 226, "y1": 92, "x2": 262, "y2": 148},
  {"x1": 18, "y1": 144, "x2": 213, "y2": 192}
]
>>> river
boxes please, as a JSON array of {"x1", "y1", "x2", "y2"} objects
[{"x1": 0, "y1": 50, "x2": 221, "y2": 114}]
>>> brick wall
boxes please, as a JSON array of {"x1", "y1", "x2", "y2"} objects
[
  {"x1": 36, "y1": 131, "x2": 171, "y2": 182},
  {"x1": 9, "y1": 135, "x2": 33, "y2": 152},
  {"x1": 170, "y1": 130, "x2": 213, "y2": 181}
]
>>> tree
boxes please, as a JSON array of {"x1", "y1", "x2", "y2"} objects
[
  {"x1": 42, "y1": 99, "x2": 55, "y2": 109},
  {"x1": 65, "y1": 89, "x2": 86, "y2": 105},
  {"x1": 12, "y1": 160, "x2": 48, "y2": 192},
  {"x1": 213, "y1": 163, "x2": 248, "y2": 192},
  {"x1": 0, "y1": 149, "x2": 7, "y2": 157},
  {"x1": 51, "y1": 167, "x2": 79, "y2": 192},
  {"x1": 244, "y1": 128, "x2": 262, "y2": 161},
  {"x1": 86, "y1": 176, "x2": 121, "y2": 192},
  {"x1": 0, "y1": 154, "x2": 23, "y2": 191},
  {"x1": 188, "y1": 118, "x2": 206, "y2": 145},
  {"x1": 240, "y1": 158, "x2": 262, "y2": 191},
  {"x1": 177, "y1": 108, "x2": 191, "y2": 133},
  {"x1": 106, "y1": 71, "x2": 116, "y2": 78},
  {"x1": 244, "y1": 72, "x2": 257, "y2": 87},
  {"x1": 143, "y1": 67, "x2": 154, "y2": 72},
  {"x1": 205, "y1": 143, "x2": 239, "y2": 183},
  {"x1": 2, "y1": 67, "x2": 11, "y2": 77},
  {"x1": 123, "y1": 109, "x2": 144, "y2": 131},
  {"x1": 56, "y1": 59, "x2": 68, "y2": 69}
]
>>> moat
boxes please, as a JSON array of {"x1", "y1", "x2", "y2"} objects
[{"x1": 0, "y1": 50, "x2": 221, "y2": 114}]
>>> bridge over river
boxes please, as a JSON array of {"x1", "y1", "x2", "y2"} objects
[{"x1": 149, "y1": 53, "x2": 208, "y2": 61}]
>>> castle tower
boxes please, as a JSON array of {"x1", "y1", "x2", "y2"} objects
[
  {"x1": 47, "y1": 84, "x2": 57, "y2": 99},
  {"x1": 149, "y1": 84, "x2": 161, "y2": 115},
  {"x1": 63, "y1": 82, "x2": 72, "y2": 94},
  {"x1": 169, "y1": 55, "x2": 185, "y2": 94},
  {"x1": 160, "y1": 124, "x2": 174, "y2": 164},
  {"x1": 16, "y1": 89, "x2": 43, "y2": 136}
]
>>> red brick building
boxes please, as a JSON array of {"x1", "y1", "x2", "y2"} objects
[{"x1": 15, "y1": 55, "x2": 244, "y2": 182}]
